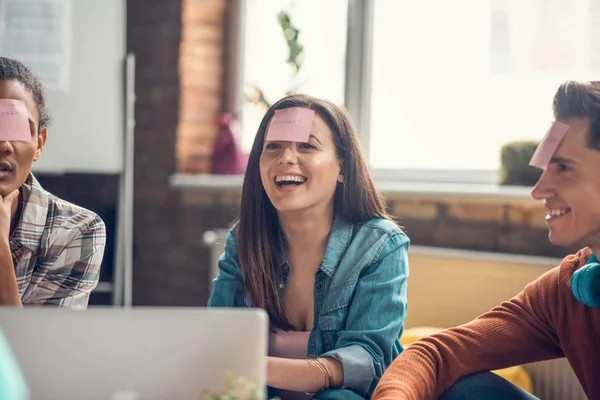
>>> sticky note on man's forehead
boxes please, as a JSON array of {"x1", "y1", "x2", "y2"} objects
[
  {"x1": 0, "y1": 99, "x2": 31, "y2": 142},
  {"x1": 529, "y1": 121, "x2": 570, "y2": 168},
  {"x1": 265, "y1": 107, "x2": 315, "y2": 142}
]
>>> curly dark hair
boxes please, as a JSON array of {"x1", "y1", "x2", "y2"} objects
[{"x1": 0, "y1": 57, "x2": 51, "y2": 133}]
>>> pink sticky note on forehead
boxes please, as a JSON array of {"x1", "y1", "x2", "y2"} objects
[
  {"x1": 0, "y1": 99, "x2": 31, "y2": 142},
  {"x1": 265, "y1": 107, "x2": 315, "y2": 142},
  {"x1": 529, "y1": 121, "x2": 570, "y2": 168}
]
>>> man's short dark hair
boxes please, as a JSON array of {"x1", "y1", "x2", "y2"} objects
[
  {"x1": 553, "y1": 80, "x2": 600, "y2": 150},
  {"x1": 0, "y1": 57, "x2": 51, "y2": 132}
]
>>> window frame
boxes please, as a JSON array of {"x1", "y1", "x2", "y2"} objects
[
  {"x1": 345, "y1": 0, "x2": 500, "y2": 184},
  {"x1": 232, "y1": 0, "x2": 513, "y2": 185}
]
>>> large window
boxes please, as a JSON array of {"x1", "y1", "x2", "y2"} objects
[
  {"x1": 239, "y1": 0, "x2": 598, "y2": 182},
  {"x1": 240, "y1": 0, "x2": 348, "y2": 152},
  {"x1": 368, "y1": 0, "x2": 597, "y2": 176}
]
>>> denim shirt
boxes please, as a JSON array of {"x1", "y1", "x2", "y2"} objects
[{"x1": 207, "y1": 217, "x2": 410, "y2": 397}]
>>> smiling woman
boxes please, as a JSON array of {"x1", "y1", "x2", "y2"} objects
[
  {"x1": 259, "y1": 109, "x2": 342, "y2": 215},
  {"x1": 208, "y1": 94, "x2": 410, "y2": 399}
]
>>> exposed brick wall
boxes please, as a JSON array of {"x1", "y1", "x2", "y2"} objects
[
  {"x1": 177, "y1": 0, "x2": 226, "y2": 173},
  {"x1": 180, "y1": 189, "x2": 576, "y2": 261},
  {"x1": 387, "y1": 196, "x2": 576, "y2": 258},
  {"x1": 127, "y1": 0, "x2": 228, "y2": 306},
  {"x1": 40, "y1": 0, "x2": 231, "y2": 307}
]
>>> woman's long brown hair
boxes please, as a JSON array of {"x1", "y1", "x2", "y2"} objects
[{"x1": 237, "y1": 94, "x2": 392, "y2": 330}]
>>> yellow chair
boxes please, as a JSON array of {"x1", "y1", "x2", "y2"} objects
[{"x1": 400, "y1": 327, "x2": 533, "y2": 394}]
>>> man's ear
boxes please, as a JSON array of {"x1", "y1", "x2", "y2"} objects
[{"x1": 33, "y1": 128, "x2": 47, "y2": 161}]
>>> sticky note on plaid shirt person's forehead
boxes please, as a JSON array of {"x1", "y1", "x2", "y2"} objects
[{"x1": 0, "y1": 99, "x2": 31, "y2": 142}]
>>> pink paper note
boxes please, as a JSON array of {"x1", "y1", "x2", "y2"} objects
[
  {"x1": 0, "y1": 99, "x2": 31, "y2": 142},
  {"x1": 529, "y1": 121, "x2": 570, "y2": 168},
  {"x1": 265, "y1": 107, "x2": 315, "y2": 142}
]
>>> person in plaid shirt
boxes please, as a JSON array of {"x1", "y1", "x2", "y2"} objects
[{"x1": 0, "y1": 57, "x2": 106, "y2": 309}]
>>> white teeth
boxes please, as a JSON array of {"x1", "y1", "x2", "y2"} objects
[
  {"x1": 275, "y1": 175, "x2": 306, "y2": 183},
  {"x1": 546, "y1": 208, "x2": 570, "y2": 219}
]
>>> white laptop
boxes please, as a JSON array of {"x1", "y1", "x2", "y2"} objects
[{"x1": 0, "y1": 307, "x2": 268, "y2": 400}]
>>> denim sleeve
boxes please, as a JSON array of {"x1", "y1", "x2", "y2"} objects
[
  {"x1": 321, "y1": 232, "x2": 409, "y2": 396},
  {"x1": 206, "y1": 230, "x2": 245, "y2": 308}
]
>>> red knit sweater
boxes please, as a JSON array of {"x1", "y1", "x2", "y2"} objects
[{"x1": 372, "y1": 248, "x2": 600, "y2": 400}]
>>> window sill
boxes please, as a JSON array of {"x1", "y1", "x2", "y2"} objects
[{"x1": 169, "y1": 173, "x2": 538, "y2": 207}]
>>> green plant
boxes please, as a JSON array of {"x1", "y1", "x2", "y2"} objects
[
  {"x1": 498, "y1": 140, "x2": 542, "y2": 186},
  {"x1": 198, "y1": 372, "x2": 280, "y2": 400},
  {"x1": 246, "y1": 3, "x2": 305, "y2": 110}
]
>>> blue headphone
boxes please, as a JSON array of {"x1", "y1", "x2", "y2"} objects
[{"x1": 571, "y1": 252, "x2": 600, "y2": 308}]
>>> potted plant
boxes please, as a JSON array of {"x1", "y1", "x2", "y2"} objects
[
  {"x1": 246, "y1": 6, "x2": 305, "y2": 110},
  {"x1": 498, "y1": 140, "x2": 542, "y2": 186}
]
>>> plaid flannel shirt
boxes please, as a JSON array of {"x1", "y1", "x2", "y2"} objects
[{"x1": 10, "y1": 173, "x2": 106, "y2": 309}]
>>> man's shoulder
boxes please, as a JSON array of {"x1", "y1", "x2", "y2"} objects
[
  {"x1": 553, "y1": 247, "x2": 594, "y2": 296},
  {"x1": 530, "y1": 248, "x2": 591, "y2": 280},
  {"x1": 558, "y1": 248, "x2": 593, "y2": 275},
  {"x1": 522, "y1": 248, "x2": 593, "y2": 304}
]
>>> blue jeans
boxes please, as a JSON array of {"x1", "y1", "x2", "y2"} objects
[
  {"x1": 312, "y1": 388, "x2": 366, "y2": 400},
  {"x1": 266, "y1": 387, "x2": 366, "y2": 400},
  {"x1": 439, "y1": 372, "x2": 539, "y2": 400}
]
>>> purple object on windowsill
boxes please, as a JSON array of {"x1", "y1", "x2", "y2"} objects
[{"x1": 210, "y1": 113, "x2": 249, "y2": 175}]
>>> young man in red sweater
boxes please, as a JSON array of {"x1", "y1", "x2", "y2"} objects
[{"x1": 372, "y1": 80, "x2": 600, "y2": 400}]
